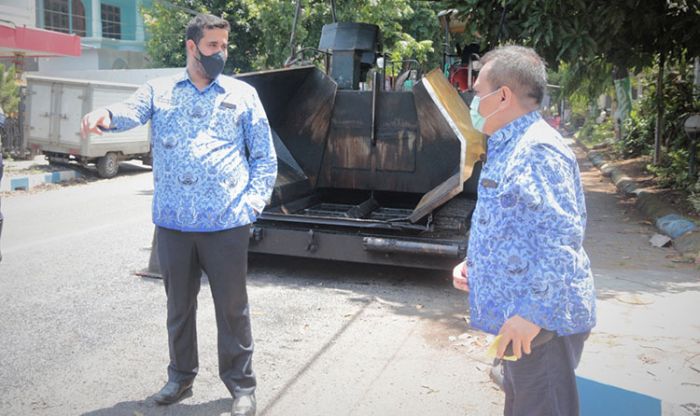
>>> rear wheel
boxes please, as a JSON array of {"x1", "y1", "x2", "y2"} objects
[{"x1": 96, "y1": 152, "x2": 119, "y2": 178}]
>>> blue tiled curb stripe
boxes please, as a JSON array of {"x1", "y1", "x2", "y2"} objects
[
  {"x1": 1, "y1": 170, "x2": 81, "y2": 192},
  {"x1": 10, "y1": 177, "x2": 29, "y2": 191},
  {"x1": 47, "y1": 171, "x2": 62, "y2": 183}
]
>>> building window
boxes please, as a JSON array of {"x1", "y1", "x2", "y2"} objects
[
  {"x1": 101, "y1": 4, "x2": 122, "y2": 40},
  {"x1": 43, "y1": 0, "x2": 86, "y2": 37}
]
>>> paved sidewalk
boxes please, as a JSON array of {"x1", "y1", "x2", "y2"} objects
[
  {"x1": 577, "y1": 140, "x2": 700, "y2": 262},
  {"x1": 572, "y1": 142, "x2": 700, "y2": 416}
]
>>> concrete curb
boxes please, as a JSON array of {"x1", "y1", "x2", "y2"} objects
[
  {"x1": 0, "y1": 169, "x2": 81, "y2": 192},
  {"x1": 579, "y1": 141, "x2": 700, "y2": 259}
]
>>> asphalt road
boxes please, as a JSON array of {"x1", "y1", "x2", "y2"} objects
[
  {"x1": 0, "y1": 148, "x2": 698, "y2": 416},
  {"x1": 0, "y1": 161, "x2": 502, "y2": 416}
]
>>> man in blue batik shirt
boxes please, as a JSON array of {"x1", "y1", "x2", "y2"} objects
[
  {"x1": 452, "y1": 46, "x2": 595, "y2": 416},
  {"x1": 81, "y1": 14, "x2": 277, "y2": 416}
]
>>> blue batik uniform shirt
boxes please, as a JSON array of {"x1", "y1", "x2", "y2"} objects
[
  {"x1": 467, "y1": 111, "x2": 595, "y2": 336},
  {"x1": 108, "y1": 71, "x2": 277, "y2": 232}
]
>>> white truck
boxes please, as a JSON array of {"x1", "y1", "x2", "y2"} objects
[{"x1": 24, "y1": 68, "x2": 180, "y2": 178}]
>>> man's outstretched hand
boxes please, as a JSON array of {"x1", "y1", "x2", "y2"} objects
[
  {"x1": 80, "y1": 109, "x2": 111, "y2": 139},
  {"x1": 452, "y1": 260, "x2": 468, "y2": 292}
]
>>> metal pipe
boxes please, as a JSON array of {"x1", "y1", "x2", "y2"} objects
[
  {"x1": 371, "y1": 71, "x2": 379, "y2": 146},
  {"x1": 287, "y1": 0, "x2": 302, "y2": 65},
  {"x1": 259, "y1": 213, "x2": 428, "y2": 231},
  {"x1": 330, "y1": 0, "x2": 337, "y2": 22},
  {"x1": 689, "y1": 137, "x2": 697, "y2": 180},
  {"x1": 363, "y1": 237, "x2": 462, "y2": 258}
]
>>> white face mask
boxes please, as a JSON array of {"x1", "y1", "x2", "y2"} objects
[{"x1": 469, "y1": 89, "x2": 501, "y2": 133}]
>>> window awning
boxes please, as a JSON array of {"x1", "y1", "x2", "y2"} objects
[{"x1": 0, "y1": 24, "x2": 81, "y2": 57}]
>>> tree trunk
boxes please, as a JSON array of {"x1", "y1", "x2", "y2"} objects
[
  {"x1": 286, "y1": 0, "x2": 302, "y2": 65},
  {"x1": 695, "y1": 56, "x2": 700, "y2": 94},
  {"x1": 653, "y1": 52, "x2": 665, "y2": 165},
  {"x1": 612, "y1": 65, "x2": 631, "y2": 141}
]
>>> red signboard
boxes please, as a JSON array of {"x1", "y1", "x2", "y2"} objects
[{"x1": 0, "y1": 24, "x2": 81, "y2": 57}]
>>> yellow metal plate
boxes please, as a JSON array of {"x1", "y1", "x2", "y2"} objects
[{"x1": 408, "y1": 69, "x2": 485, "y2": 222}]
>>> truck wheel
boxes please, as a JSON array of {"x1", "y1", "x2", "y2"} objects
[{"x1": 97, "y1": 152, "x2": 119, "y2": 178}]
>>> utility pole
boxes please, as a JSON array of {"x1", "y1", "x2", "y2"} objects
[{"x1": 286, "y1": 0, "x2": 302, "y2": 66}]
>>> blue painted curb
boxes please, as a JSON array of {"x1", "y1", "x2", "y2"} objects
[{"x1": 1, "y1": 169, "x2": 81, "y2": 192}]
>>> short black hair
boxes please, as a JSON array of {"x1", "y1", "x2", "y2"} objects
[{"x1": 186, "y1": 14, "x2": 230, "y2": 45}]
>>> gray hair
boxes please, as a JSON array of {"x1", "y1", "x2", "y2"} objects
[
  {"x1": 186, "y1": 14, "x2": 230, "y2": 45},
  {"x1": 480, "y1": 45, "x2": 547, "y2": 106}
]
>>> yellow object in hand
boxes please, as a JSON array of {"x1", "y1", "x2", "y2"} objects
[{"x1": 487, "y1": 335, "x2": 519, "y2": 361}]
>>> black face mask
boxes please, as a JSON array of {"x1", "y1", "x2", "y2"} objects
[{"x1": 195, "y1": 45, "x2": 226, "y2": 80}]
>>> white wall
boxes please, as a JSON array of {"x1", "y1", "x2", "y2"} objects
[
  {"x1": 37, "y1": 49, "x2": 101, "y2": 72},
  {"x1": 0, "y1": 0, "x2": 36, "y2": 28},
  {"x1": 36, "y1": 48, "x2": 151, "y2": 72}
]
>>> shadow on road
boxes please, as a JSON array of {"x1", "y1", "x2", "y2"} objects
[
  {"x1": 80, "y1": 397, "x2": 231, "y2": 416},
  {"x1": 247, "y1": 254, "x2": 469, "y2": 337}
]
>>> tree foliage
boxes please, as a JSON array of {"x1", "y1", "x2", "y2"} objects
[
  {"x1": 142, "y1": 0, "x2": 442, "y2": 74},
  {"x1": 143, "y1": 0, "x2": 262, "y2": 74},
  {"x1": 443, "y1": 0, "x2": 700, "y2": 96},
  {"x1": 0, "y1": 64, "x2": 19, "y2": 115},
  {"x1": 621, "y1": 55, "x2": 699, "y2": 157}
]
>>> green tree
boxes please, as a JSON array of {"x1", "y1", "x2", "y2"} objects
[
  {"x1": 142, "y1": 1, "x2": 194, "y2": 69},
  {"x1": 0, "y1": 64, "x2": 19, "y2": 115},
  {"x1": 142, "y1": 0, "x2": 262, "y2": 74},
  {"x1": 444, "y1": 0, "x2": 699, "y2": 165},
  {"x1": 442, "y1": 0, "x2": 698, "y2": 74},
  {"x1": 143, "y1": 0, "x2": 443, "y2": 73}
]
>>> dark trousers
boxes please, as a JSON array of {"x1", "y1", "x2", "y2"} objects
[
  {"x1": 156, "y1": 225, "x2": 255, "y2": 397},
  {"x1": 503, "y1": 331, "x2": 589, "y2": 416}
]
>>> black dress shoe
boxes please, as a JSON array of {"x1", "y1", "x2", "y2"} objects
[
  {"x1": 153, "y1": 381, "x2": 193, "y2": 405},
  {"x1": 232, "y1": 393, "x2": 256, "y2": 416}
]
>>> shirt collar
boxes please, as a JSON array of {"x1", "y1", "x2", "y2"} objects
[
  {"x1": 176, "y1": 69, "x2": 226, "y2": 93},
  {"x1": 488, "y1": 111, "x2": 542, "y2": 146}
]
